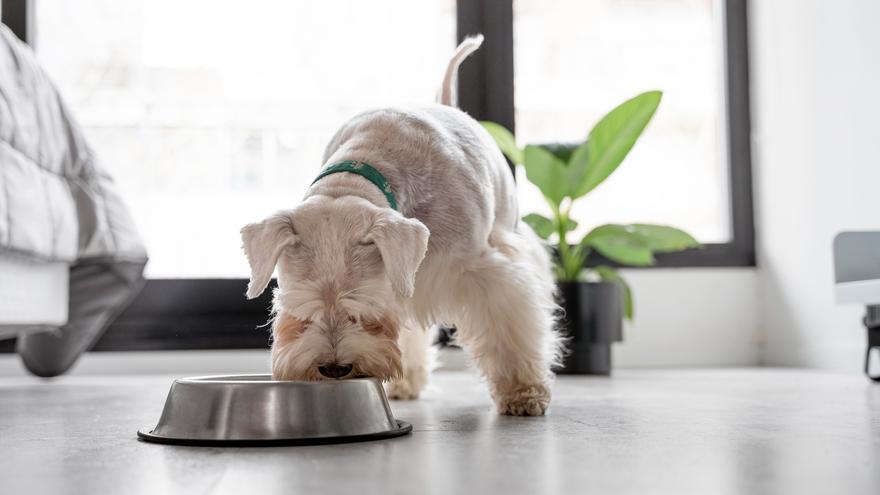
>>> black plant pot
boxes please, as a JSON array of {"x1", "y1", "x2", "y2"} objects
[{"x1": 556, "y1": 281, "x2": 624, "y2": 375}]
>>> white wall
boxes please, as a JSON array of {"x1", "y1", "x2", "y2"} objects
[
  {"x1": 750, "y1": 0, "x2": 880, "y2": 370},
  {"x1": 615, "y1": 268, "x2": 759, "y2": 367}
]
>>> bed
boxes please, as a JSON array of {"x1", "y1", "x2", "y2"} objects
[{"x1": 0, "y1": 24, "x2": 148, "y2": 376}]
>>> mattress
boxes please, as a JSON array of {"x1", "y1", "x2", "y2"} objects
[{"x1": 0, "y1": 255, "x2": 68, "y2": 338}]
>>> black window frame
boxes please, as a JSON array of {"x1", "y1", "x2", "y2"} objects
[{"x1": 1, "y1": 0, "x2": 754, "y2": 353}]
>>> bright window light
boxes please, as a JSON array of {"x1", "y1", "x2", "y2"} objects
[
  {"x1": 36, "y1": 0, "x2": 726, "y2": 278},
  {"x1": 36, "y1": 0, "x2": 456, "y2": 278}
]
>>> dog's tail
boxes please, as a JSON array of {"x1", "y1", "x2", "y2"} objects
[{"x1": 438, "y1": 34, "x2": 484, "y2": 107}]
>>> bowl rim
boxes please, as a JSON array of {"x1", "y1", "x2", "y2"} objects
[{"x1": 174, "y1": 374, "x2": 382, "y2": 385}]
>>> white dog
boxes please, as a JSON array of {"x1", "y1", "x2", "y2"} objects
[{"x1": 241, "y1": 35, "x2": 561, "y2": 416}]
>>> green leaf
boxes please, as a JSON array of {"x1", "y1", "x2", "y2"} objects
[
  {"x1": 540, "y1": 143, "x2": 578, "y2": 164},
  {"x1": 594, "y1": 265, "x2": 634, "y2": 320},
  {"x1": 565, "y1": 218, "x2": 578, "y2": 232},
  {"x1": 565, "y1": 140, "x2": 590, "y2": 199},
  {"x1": 573, "y1": 90, "x2": 663, "y2": 197},
  {"x1": 523, "y1": 145, "x2": 567, "y2": 205},
  {"x1": 626, "y1": 224, "x2": 700, "y2": 252},
  {"x1": 581, "y1": 224, "x2": 655, "y2": 266},
  {"x1": 481, "y1": 121, "x2": 523, "y2": 165},
  {"x1": 522, "y1": 213, "x2": 554, "y2": 240}
]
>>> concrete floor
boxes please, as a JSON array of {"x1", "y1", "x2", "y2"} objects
[{"x1": 0, "y1": 369, "x2": 878, "y2": 495}]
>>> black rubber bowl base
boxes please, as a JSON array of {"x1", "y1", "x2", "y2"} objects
[{"x1": 137, "y1": 420, "x2": 412, "y2": 447}]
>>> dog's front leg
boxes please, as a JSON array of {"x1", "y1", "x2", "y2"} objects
[{"x1": 385, "y1": 323, "x2": 435, "y2": 400}]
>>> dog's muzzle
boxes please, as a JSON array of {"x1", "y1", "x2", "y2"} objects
[{"x1": 317, "y1": 363, "x2": 354, "y2": 379}]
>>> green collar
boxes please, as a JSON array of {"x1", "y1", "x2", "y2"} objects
[{"x1": 311, "y1": 160, "x2": 398, "y2": 210}]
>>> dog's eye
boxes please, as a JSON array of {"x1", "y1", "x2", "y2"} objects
[
  {"x1": 347, "y1": 315, "x2": 357, "y2": 324},
  {"x1": 358, "y1": 239, "x2": 374, "y2": 246}
]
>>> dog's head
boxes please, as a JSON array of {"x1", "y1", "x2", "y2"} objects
[{"x1": 241, "y1": 195, "x2": 429, "y2": 381}]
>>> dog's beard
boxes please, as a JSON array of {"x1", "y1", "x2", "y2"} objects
[{"x1": 270, "y1": 312, "x2": 402, "y2": 381}]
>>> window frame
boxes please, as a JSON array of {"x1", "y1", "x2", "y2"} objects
[{"x1": 0, "y1": 0, "x2": 754, "y2": 353}]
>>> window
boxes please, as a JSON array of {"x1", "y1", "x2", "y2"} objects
[
  {"x1": 514, "y1": 0, "x2": 729, "y2": 244},
  {"x1": 1, "y1": 0, "x2": 753, "y2": 351}
]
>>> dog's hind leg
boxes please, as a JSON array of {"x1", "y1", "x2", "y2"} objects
[
  {"x1": 453, "y1": 228, "x2": 561, "y2": 416},
  {"x1": 385, "y1": 323, "x2": 436, "y2": 400}
]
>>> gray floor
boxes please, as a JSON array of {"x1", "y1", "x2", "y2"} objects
[{"x1": 1, "y1": 368, "x2": 878, "y2": 495}]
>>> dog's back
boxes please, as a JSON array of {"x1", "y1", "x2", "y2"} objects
[{"x1": 317, "y1": 36, "x2": 518, "y2": 255}]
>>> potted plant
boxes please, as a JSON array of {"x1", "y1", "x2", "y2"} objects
[{"x1": 482, "y1": 90, "x2": 700, "y2": 375}]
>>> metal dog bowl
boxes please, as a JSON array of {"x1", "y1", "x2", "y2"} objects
[{"x1": 138, "y1": 374, "x2": 412, "y2": 446}]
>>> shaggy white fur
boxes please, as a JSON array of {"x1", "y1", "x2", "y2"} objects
[{"x1": 241, "y1": 35, "x2": 562, "y2": 416}]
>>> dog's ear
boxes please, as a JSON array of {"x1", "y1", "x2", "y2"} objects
[
  {"x1": 365, "y1": 210, "x2": 430, "y2": 299},
  {"x1": 241, "y1": 211, "x2": 298, "y2": 299}
]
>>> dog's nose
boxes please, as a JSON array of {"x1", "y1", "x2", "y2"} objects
[{"x1": 317, "y1": 363, "x2": 354, "y2": 379}]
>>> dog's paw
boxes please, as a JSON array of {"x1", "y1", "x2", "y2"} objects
[
  {"x1": 385, "y1": 377, "x2": 422, "y2": 400},
  {"x1": 495, "y1": 384, "x2": 550, "y2": 416},
  {"x1": 385, "y1": 363, "x2": 429, "y2": 400}
]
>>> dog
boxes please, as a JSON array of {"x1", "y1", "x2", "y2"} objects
[{"x1": 240, "y1": 35, "x2": 561, "y2": 416}]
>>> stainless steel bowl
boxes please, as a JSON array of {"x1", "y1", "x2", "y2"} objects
[{"x1": 138, "y1": 374, "x2": 411, "y2": 446}]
